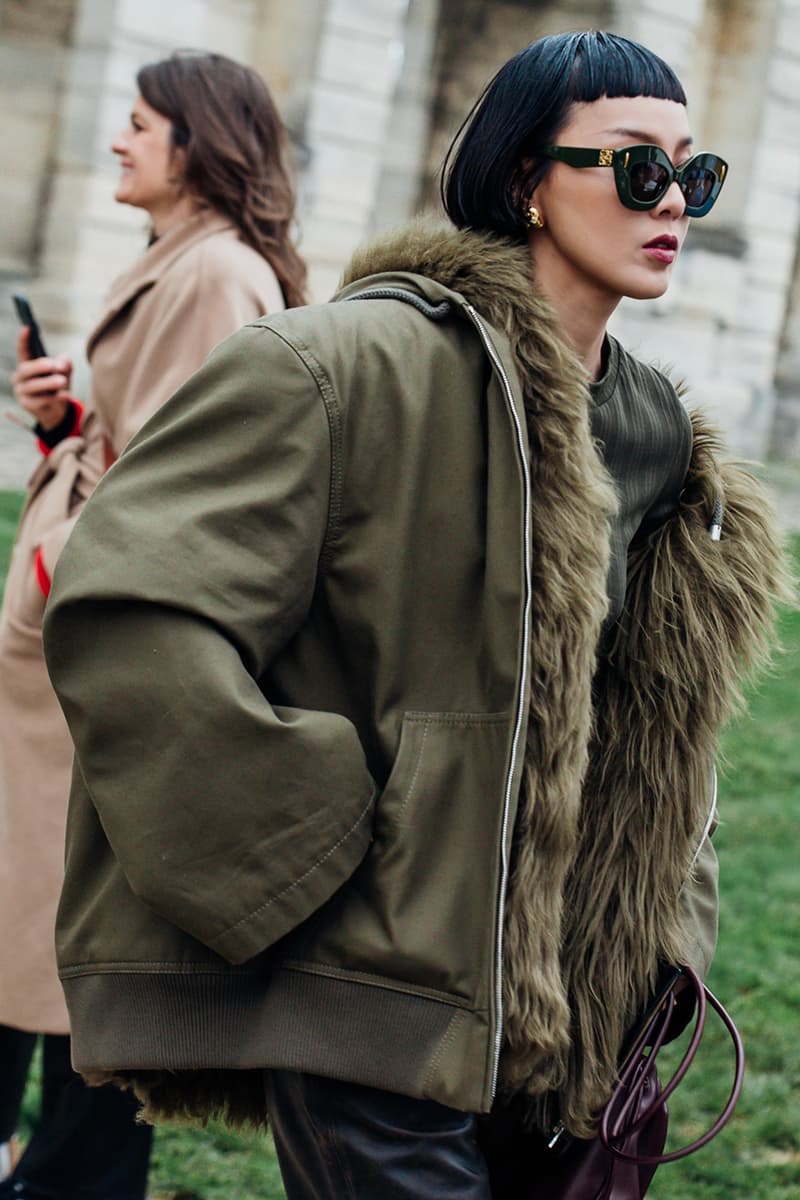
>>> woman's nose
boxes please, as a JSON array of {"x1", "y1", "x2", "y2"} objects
[{"x1": 657, "y1": 179, "x2": 687, "y2": 219}]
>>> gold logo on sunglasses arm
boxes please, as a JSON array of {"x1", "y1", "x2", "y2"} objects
[{"x1": 598, "y1": 148, "x2": 614, "y2": 166}]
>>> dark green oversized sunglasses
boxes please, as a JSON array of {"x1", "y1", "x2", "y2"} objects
[{"x1": 536, "y1": 144, "x2": 728, "y2": 217}]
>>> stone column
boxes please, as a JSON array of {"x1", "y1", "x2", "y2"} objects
[
  {"x1": 251, "y1": 0, "x2": 441, "y2": 296},
  {"x1": 297, "y1": 0, "x2": 423, "y2": 300},
  {"x1": 773, "y1": 174, "x2": 800, "y2": 456},
  {"x1": 767, "y1": 0, "x2": 800, "y2": 459},
  {"x1": 251, "y1": 0, "x2": 327, "y2": 136},
  {"x1": 0, "y1": 0, "x2": 77, "y2": 274},
  {"x1": 420, "y1": 0, "x2": 613, "y2": 212},
  {"x1": 611, "y1": 0, "x2": 705, "y2": 76},
  {"x1": 370, "y1": 0, "x2": 440, "y2": 234}
]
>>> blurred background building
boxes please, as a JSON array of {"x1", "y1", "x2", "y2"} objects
[{"x1": 2, "y1": 0, "x2": 800, "y2": 486}]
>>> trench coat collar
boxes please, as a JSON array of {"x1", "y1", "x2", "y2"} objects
[{"x1": 86, "y1": 209, "x2": 236, "y2": 357}]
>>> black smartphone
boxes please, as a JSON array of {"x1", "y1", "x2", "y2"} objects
[{"x1": 12, "y1": 293, "x2": 48, "y2": 359}]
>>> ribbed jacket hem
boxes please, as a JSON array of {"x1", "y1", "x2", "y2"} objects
[{"x1": 62, "y1": 965, "x2": 493, "y2": 1113}]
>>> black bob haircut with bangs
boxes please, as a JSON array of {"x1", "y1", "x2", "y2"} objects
[{"x1": 441, "y1": 30, "x2": 687, "y2": 241}]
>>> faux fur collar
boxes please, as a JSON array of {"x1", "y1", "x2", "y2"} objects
[{"x1": 347, "y1": 220, "x2": 791, "y2": 1134}]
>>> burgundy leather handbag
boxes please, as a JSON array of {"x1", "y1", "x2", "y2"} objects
[{"x1": 479, "y1": 964, "x2": 745, "y2": 1200}]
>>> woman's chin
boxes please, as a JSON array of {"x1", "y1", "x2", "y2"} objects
[
  {"x1": 113, "y1": 184, "x2": 146, "y2": 210},
  {"x1": 624, "y1": 273, "x2": 672, "y2": 302}
]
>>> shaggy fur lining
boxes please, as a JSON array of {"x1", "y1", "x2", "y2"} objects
[
  {"x1": 90, "y1": 220, "x2": 790, "y2": 1132},
  {"x1": 347, "y1": 220, "x2": 618, "y2": 1108},
  {"x1": 83, "y1": 1068, "x2": 269, "y2": 1130},
  {"x1": 546, "y1": 415, "x2": 792, "y2": 1133}
]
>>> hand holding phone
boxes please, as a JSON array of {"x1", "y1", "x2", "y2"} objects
[{"x1": 11, "y1": 294, "x2": 76, "y2": 432}]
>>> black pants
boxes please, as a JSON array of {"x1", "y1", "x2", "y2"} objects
[
  {"x1": 0, "y1": 1025, "x2": 152, "y2": 1200},
  {"x1": 264, "y1": 1069, "x2": 492, "y2": 1199}
]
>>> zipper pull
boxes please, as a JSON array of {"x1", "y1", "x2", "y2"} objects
[
  {"x1": 547, "y1": 1121, "x2": 567, "y2": 1150},
  {"x1": 709, "y1": 496, "x2": 723, "y2": 542}
]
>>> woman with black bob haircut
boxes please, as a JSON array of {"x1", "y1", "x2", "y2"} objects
[
  {"x1": 43, "y1": 29, "x2": 788, "y2": 1200},
  {"x1": 443, "y1": 28, "x2": 688, "y2": 239}
]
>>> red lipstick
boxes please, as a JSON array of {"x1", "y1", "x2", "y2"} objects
[{"x1": 643, "y1": 234, "x2": 678, "y2": 264}]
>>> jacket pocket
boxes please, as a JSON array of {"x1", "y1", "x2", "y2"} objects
[{"x1": 282, "y1": 710, "x2": 512, "y2": 1007}]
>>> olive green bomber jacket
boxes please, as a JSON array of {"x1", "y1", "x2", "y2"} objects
[{"x1": 43, "y1": 223, "x2": 787, "y2": 1134}]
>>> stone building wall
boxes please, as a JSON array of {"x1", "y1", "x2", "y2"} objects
[
  {"x1": 420, "y1": 0, "x2": 614, "y2": 213},
  {"x1": 774, "y1": 241, "x2": 800, "y2": 455},
  {"x1": 608, "y1": 0, "x2": 800, "y2": 458},
  {"x1": 0, "y1": 0, "x2": 434, "y2": 484},
  {"x1": 293, "y1": 0, "x2": 438, "y2": 300},
  {"x1": 2, "y1": 0, "x2": 800, "y2": 487},
  {"x1": 0, "y1": 0, "x2": 271, "y2": 481},
  {"x1": 771, "y1": 2, "x2": 800, "y2": 457}
]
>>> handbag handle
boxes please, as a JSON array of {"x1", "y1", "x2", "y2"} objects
[{"x1": 599, "y1": 963, "x2": 745, "y2": 1165}]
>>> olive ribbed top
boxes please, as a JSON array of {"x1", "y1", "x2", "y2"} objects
[{"x1": 590, "y1": 334, "x2": 692, "y2": 625}]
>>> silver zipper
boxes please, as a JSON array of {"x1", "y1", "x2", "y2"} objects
[{"x1": 464, "y1": 304, "x2": 533, "y2": 1099}]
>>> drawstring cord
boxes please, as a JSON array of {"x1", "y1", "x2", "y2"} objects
[{"x1": 709, "y1": 496, "x2": 723, "y2": 541}]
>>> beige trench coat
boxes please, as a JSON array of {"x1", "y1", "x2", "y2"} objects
[{"x1": 0, "y1": 209, "x2": 285, "y2": 1032}]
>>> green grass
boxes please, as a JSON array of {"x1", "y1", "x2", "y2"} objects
[
  {"x1": 148, "y1": 1123, "x2": 286, "y2": 1200},
  {"x1": 648, "y1": 559, "x2": 800, "y2": 1200},
  {"x1": 0, "y1": 490, "x2": 24, "y2": 585},
  {"x1": 4, "y1": 494, "x2": 798, "y2": 1199}
]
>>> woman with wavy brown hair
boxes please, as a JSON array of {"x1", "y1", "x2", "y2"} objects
[
  {"x1": 137, "y1": 50, "x2": 307, "y2": 309},
  {"x1": 0, "y1": 50, "x2": 305, "y2": 1200}
]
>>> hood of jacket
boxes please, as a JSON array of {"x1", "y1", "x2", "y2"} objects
[{"x1": 344, "y1": 220, "x2": 791, "y2": 1132}]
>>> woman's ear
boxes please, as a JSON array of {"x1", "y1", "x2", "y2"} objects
[
  {"x1": 513, "y1": 157, "x2": 546, "y2": 226},
  {"x1": 510, "y1": 157, "x2": 532, "y2": 202},
  {"x1": 167, "y1": 145, "x2": 189, "y2": 192}
]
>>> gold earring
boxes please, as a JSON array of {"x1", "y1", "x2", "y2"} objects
[{"x1": 527, "y1": 204, "x2": 544, "y2": 230}]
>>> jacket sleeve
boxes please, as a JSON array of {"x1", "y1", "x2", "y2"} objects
[
  {"x1": 43, "y1": 323, "x2": 376, "y2": 964},
  {"x1": 35, "y1": 398, "x2": 85, "y2": 457}
]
